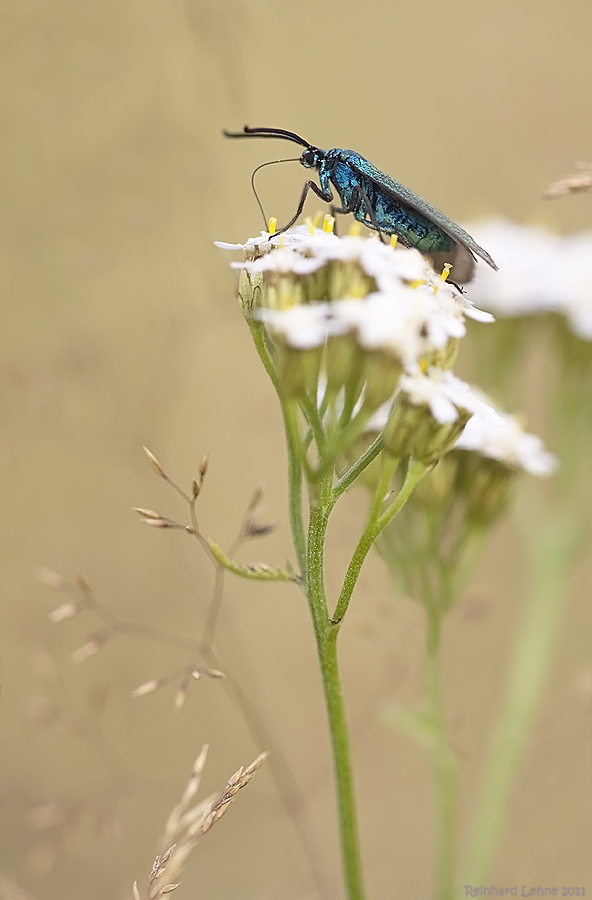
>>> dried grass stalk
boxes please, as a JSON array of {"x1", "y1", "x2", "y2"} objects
[{"x1": 134, "y1": 745, "x2": 268, "y2": 899}]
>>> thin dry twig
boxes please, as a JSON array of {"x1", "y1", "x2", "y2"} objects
[
  {"x1": 38, "y1": 453, "x2": 326, "y2": 896},
  {"x1": 135, "y1": 453, "x2": 327, "y2": 893},
  {"x1": 543, "y1": 161, "x2": 592, "y2": 198}
]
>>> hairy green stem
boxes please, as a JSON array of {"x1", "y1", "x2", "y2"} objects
[
  {"x1": 333, "y1": 457, "x2": 427, "y2": 624},
  {"x1": 253, "y1": 309, "x2": 359, "y2": 894},
  {"x1": 306, "y1": 485, "x2": 365, "y2": 900},
  {"x1": 320, "y1": 624, "x2": 365, "y2": 900},
  {"x1": 283, "y1": 401, "x2": 308, "y2": 575},
  {"x1": 331, "y1": 433, "x2": 385, "y2": 502}
]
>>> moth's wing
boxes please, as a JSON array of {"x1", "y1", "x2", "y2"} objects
[
  {"x1": 346, "y1": 154, "x2": 498, "y2": 271},
  {"x1": 430, "y1": 246, "x2": 475, "y2": 285}
]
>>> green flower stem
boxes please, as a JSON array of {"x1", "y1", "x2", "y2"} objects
[
  {"x1": 283, "y1": 400, "x2": 309, "y2": 575},
  {"x1": 464, "y1": 526, "x2": 572, "y2": 885},
  {"x1": 425, "y1": 606, "x2": 457, "y2": 900},
  {"x1": 306, "y1": 476, "x2": 366, "y2": 900},
  {"x1": 248, "y1": 317, "x2": 280, "y2": 390},
  {"x1": 248, "y1": 318, "x2": 308, "y2": 576},
  {"x1": 332, "y1": 457, "x2": 427, "y2": 625},
  {"x1": 300, "y1": 392, "x2": 328, "y2": 453},
  {"x1": 311, "y1": 408, "x2": 374, "y2": 485},
  {"x1": 332, "y1": 434, "x2": 385, "y2": 502},
  {"x1": 321, "y1": 623, "x2": 365, "y2": 900},
  {"x1": 205, "y1": 538, "x2": 295, "y2": 581}
]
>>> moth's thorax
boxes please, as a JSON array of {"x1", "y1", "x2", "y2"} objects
[{"x1": 327, "y1": 148, "x2": 363, "y2": 165}]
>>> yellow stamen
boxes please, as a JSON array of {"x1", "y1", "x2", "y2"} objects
[
  {"x1": 410, "y1": 279, "x2": 425, "y2": 290},
  {"x1": 305, "y1": 216, "x2": 315, "y2": 236},
  {"x1": 280, "y1": 235, "x2": 285, "y2": 249},
  {"x1": 323, "y1": 214, "x2": 335, "y2": 234},
  {"x1": 390, "y1": 234, "x2": 398, "y2": 249},
  {"x1": 312, "y1": 211, "x2": 322, "y2": 229},
  {"x1": 349, "y1": 221, "x2": 362, "y2": 237},
  {"x1": 441, "y1": 263, "x2": 452, "y2": 282},
  {"x1": 268, "y1": 217, "x2": 277, "y2": 236},
  {"x1": 419, "y1": 358, "x2": 428, "y2": 374}
]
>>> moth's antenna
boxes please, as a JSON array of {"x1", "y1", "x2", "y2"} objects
[
  {"x1": 250, "y1": 158, "x2": 299, "y2": 227},
  {"x1": 224, "y1": 126, "x2": 311, "y2": 148}
]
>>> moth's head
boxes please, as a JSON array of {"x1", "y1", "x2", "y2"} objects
[{"x1": 300, "y1": 146, "x2": 322, "y2": 170}]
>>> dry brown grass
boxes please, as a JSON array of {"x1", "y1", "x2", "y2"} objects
[{"x1": 133, "y1": 745, "x2": 268, "y2": 900}]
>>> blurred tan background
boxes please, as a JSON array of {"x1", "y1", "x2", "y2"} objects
[{"x1": 1, "y1": 1, "x2": 591, "y2": 897}]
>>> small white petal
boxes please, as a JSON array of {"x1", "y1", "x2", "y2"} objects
[
  {"x1": 257, "y1": 304, "x2": 333, "y2": 349},
  {"x1": 246, "y1": 247, "x2": 326, "y2": 275},
  {"x1": 399, "y1": 369, "x2": 484, "y2": 424},
  {"x1": 214, "y1": 231, "x2": 274, "y2": 251},
  {"x1": 455, "y1": 393, "x2": 558, "y2": 476}
]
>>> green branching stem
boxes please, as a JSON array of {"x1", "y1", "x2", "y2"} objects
[
  {"x1": 205, "y1": 538, "x2": 295, "y2": 582},
  {"x1": 305, "y1": 472, "x2": 365, "y2": 900},
  {"x1": 270, "y1": 351, "x2": 427, "y2": 900},
  {"x1": 299, "y1": 454, "x2": 426, "y2": 900},
  {"x1": 331, "y1": 434, "x2": 385, "y2": 503},
  {"x1": 332, "y1": 457, "x2": 428, "y2": 625}
]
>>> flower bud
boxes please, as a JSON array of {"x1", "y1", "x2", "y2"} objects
[
  {"x1": 383, "y1": 369, "x2": 475, "y2": 464},
  {"x1": 275, "y1": 343, "x2": 323, "y2": 399},
  {"x1": 384, "y1": 394, "x2": 470, "y2": 464},
  {"x1": 426, "y1": 335, "x2": 460, "y2": 371},
  {"x1": 361, "y1": 351, "x2": 403, "y2": 411},
  {"x1": 453, "y1": 450, "x2": 514, "y2": 525}
]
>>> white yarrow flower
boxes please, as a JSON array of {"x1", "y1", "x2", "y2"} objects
[
  {"x1": 456, "y1": 401, "x2": 558, "y2": 476},
  {"x1": 466, "y1": 219, "x2": 592, "y2": 338},
  {"x1": 219, "y1": 225, "x2": 494, "y2": 415},
  {"x1": 399, "y1": 368, "x2": 482, "y2": 424},
  {"x1": 214, "y1": 231, "x2": 274, "y2": 252},
  {"x1": 235, "y1": 246, "x2": 327, "y2": 275},
  {"x1": 257, "y1": 304, "x2": 338, "y2": 349}
]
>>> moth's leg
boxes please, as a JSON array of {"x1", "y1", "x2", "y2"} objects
[
  {"x1": 275, "y1": 181, "x2": 334, "y2": 235},
  {"x1": 350, "y1": 185, "x2": 387, "y2": 243},
  {"x1": 329, "y1": 204, "x2": 343, "y2": 236}
]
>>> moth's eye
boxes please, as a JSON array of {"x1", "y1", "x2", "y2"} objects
[{"x1": 302, "y1": 149, "x2": 316, "y2": 167}]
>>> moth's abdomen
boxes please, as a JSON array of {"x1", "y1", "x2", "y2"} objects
[
  {"x1": 330, "y1": 157, "x2": 456, "y2": 254},
  {"x1": 359, "y1": 177, "x2": 456, "y2": 253}
]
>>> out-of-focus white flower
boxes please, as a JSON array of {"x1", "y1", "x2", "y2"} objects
[
  {"x1": 455, "y1": 393, "x2": 557, "y2": 476},
  {"x1": 560, "y1": 232, "x2": 592, "y2": 339},
  {"x1": 365, "y1": 378, "x2": 499, "y2": 432},
  {"x1": 340, "y1": 287, "x2": 461, "y2": 371},
  {"x1": 258, "y1": 303, "x2": 338, "y2": 349},
  {"x1": 398, "y1": 368, "x2": 484, "y2": 424},
  {"x1": 466, "y1": 219, "x2": 592, "y2": 338},
  {"x1": 256, "y1": 283, "x2": 474, "y2": 373},
  {"x1": 382, "y1": 368, "x2": 479, "y2": 463}
]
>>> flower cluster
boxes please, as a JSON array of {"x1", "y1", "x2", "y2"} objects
[
  {"x1": 218, "y1": 224, "x2": 555, "y2": 483},
  {"x1": 455, "y1": 394, "x2": 557, "y2": 477},
  {"x1": 465, "y1": 219, "x2": 592, "y2": 339}
]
